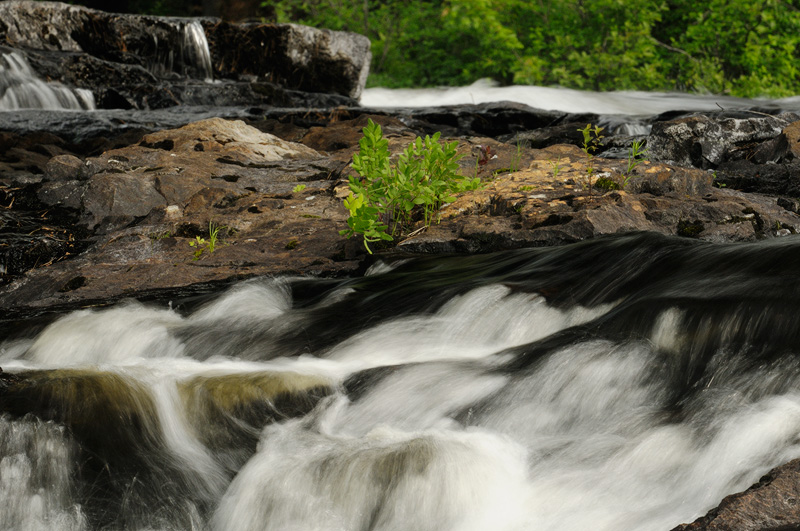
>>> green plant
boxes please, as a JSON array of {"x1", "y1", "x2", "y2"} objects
[
  {"x1": 189, "y1": 221, "x2": 224, "y2": 260},
  {"x1": 550, "y1": 157, "x2": 562, "y2": 179},
  {"x1": 148, "y1": 231, "x2": 172, "y2": 241},
  {"x1": 578, "y1": 124, "x2": 604, "y2": 194},
  {"x1": 340, "y1": 119, "x2": 481, "y2": 253},
  {"x1": 595, "y1": 176, "x2": 620, "y2": 191},
  {"x1": 623, "y1": 139, "x2": 648, "y2": 188},
  {"x1": 292, "y1": 184, "x2": 306, "y2": 193}
]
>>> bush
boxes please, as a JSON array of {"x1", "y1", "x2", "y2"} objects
[{"x1": 340, "y1": 119, "x2": 480, "y2": 253}]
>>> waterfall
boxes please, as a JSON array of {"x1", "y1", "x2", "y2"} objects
[
  {"x1": 0, "y1": 52, "x2": 95, "y2": 111},
  {"x1": 4, "y1": 233, "x2": 800, "y2": 529},
  {"x1": 183, "y1": 21, "x2": 214, "y2": 82},
  {"x1": 148, "y1": 21, "x2": 214, "y2": 81}
]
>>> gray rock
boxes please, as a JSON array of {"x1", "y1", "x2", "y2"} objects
[
  {"x1": 0, "y1": 1, "x2": 370, "y2": 108},
  {"x1": 649, "y1": 112, "x2": 800, "y2": 169}
]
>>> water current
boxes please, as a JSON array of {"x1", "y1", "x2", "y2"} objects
[
  {"x1": 0, "y1": 51, "x2": 95, "y2": 111},
  {"x1": 2, "y1": 232, "x2": 800, "y2": 530}
]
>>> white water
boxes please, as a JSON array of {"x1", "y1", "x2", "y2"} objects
[
  {"x1": 361, "y1": 78, "x2": 795, "y2": 116},
  {"x1": 3, "y1": 273, "x2": 800, "y2": 529},
  {"x1": 0, "y1": 52, "x2": 95, "y2": 111},
  {"x1": 182, "y1": 21, "x2": 214, "y2": 82}
]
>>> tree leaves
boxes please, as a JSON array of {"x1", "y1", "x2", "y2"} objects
[{"x1": 264, "y1": 0, "x2": 800, "y2": 98}]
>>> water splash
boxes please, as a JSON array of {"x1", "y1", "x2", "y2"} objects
[
  {"x1": 4, "y1": 234, "x2": 800, "y2": 529},
  {"x1": 147, "y1": 21, "x2": 214, "y2": 81},
  {"x1": 0, "y1": 416, "x2": 86, "y2": 530},
  {"x1": 0, "y1": 52, "x2": 95, "y2": 111}
]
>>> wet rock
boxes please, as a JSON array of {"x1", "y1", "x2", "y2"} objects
[
  {"x1": 498, "y1": 121, "x2": 609, "y2": 153},
  {"x1": 4, "y1": 112, "x2": 800, "y2": 319},
  {"x1": 385, "y1": 101, "x2": 580, "y2": 138},
  {"x1": 648, "y1": 112, "x2": 800, "y2": 169},
  {"x1": 715, "y1": 160, "x2": 800, "y2": 197},
  {"x1": 0, "y1": 1, "x2": 370, "y2": 109},
  {"x1": 206, "y1": 21, "x2": 371, "y2": 100},
  {"x1": 673, "y1": 458, "x2": 800, "y2": 530}
]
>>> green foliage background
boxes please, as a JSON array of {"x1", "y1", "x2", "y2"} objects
[{"x1": 260, "y1": 0, "x2": 800, "y2": 98}]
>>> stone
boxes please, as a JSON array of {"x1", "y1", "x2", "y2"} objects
[
  {"x1": 781, "y1": 120, "x2": 800, "y2": 160},
  {"x1": 206, "y1": 21, "x2": 371, "y2": 99},
  {"x1": 43, "y1": 154, "x2": 84, "y2": 181},
  {"x1": 715, "y1": 160, "x2": 800, "y2": 197},
  {"x1": 648, "y1": 112, "x2": 800, "y2": 169},
  {"x1": 0, "y1": 1, "x2": 370, "y2": 108},
  {"x1": 673, "y1": 458, "x2": 800, "y2": 530}
]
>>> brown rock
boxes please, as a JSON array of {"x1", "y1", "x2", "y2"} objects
[
  {"x1": 782, "y1": 120, "x2": 800, "y2": 160},
  {"x1": 44, "y1": 154, "x2": 85, "y2": 182},
  {"x1": 673, "y1": 458, "x2": 800, "y2": 530}
]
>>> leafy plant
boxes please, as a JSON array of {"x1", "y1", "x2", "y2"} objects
[
  {"x1": 340, "y1": 119, "x2": 481, "y2": 253},
  {"x1": 578, "y1": 124, "x2": 604, "y2": 194},
  {"x1": 623, "y1": 139, "x2": 648, "y2": 188},
  {"x1": 189, "y1": 221, "x2": 224, "y2": 260},
  {"x1": 292, "y1": 184, "x2": 307, "y2": 193}
]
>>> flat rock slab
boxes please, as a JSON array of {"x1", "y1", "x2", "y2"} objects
[
  {"x1": 0, "y1": 117, "x2": 359, "y2": 317},
  {"x1": 4, "y1": 115, "x2": 800, "y2": 321},
  {"x1": 399, "y1": 144, "x2": 800, "y2": 252}
]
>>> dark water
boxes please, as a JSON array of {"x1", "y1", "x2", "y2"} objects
[{"x1": 2, "y1": 232, "x2": 800, "y2": 530}]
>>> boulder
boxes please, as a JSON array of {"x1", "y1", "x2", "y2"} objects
[
  {"x1": 648, "y1": 112, "x2": 800, "y2": 169},
  {"x1": 0, "y1": 1, "x2": 370, "y2": 109}
]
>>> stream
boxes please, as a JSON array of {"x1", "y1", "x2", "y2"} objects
[{"x1": 2, "y1": 232, "x2": 800, "y2": 530}]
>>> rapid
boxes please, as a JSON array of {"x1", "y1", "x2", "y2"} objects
[{"x1": 2, "y1": 232, "x2": 800, "y2": 530}]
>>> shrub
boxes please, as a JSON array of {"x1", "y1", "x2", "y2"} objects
[{"x1": 340, "y1": 119, "x2": 480, "y2": 253}]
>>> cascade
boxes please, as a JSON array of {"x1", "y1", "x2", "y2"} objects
[
  {"x1": 0, "y1": 52, "x2": 95, "y2": 111},
  {"x1": 148, "y1": 21, "x2": 214, "y2": 81},
  {"x1": 3, "y1": 233, "x2": 800, "y2": 530},
  {"x1": 183, "y1": 21, "x2": 214, "y2": 82}
]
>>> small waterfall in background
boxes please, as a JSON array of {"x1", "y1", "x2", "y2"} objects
[
  {"x1": 148, "y1": 21, "x2": 214, "y2": 81},
  {"x1": 183, "y1": 21, "x2": 213, "y2": 82},
  {"x1": 0, "y1": 52, "x2": 95, "y2": 111}
]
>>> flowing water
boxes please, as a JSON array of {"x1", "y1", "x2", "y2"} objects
[
  {"x1": 361, "y1": 78, "x2": 798, "y2": 116},
  {"x1": 0, "y1": 51, "x2": 95, "y2": 111},
  {"x1": 3, "y1": 233, "x2": 800, "y2": 530},
  {"x1": 362, "y1": 79, "x2": 800, "y2": 135},
  {"x1": 148, "y1": 21, "x2": 214, "y2": 82}
]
